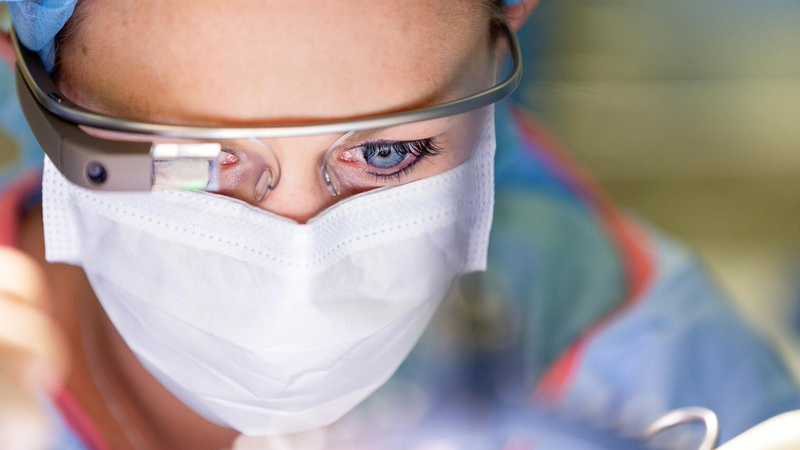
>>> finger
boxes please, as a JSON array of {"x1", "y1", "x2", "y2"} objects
[
  {"x1": 0, "y1": 367, "x2": 53, "y2": 450},
  {"x1": 0, "y1": 300, "x2": 68, "y2": 392},
  {"x1": 0, "y1": 248, "x2": 48, "y2": 307}
]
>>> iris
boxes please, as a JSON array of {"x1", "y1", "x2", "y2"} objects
[{"x1": 362, "y1": 143, "x2": 410, "y2": 168}]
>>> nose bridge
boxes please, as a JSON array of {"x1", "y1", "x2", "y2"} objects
[{"x1": 255, "y1": 135, "x2": 339, "y2": 224}]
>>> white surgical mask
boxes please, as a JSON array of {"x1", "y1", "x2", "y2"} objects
[{"x1": 42, "y1": 111, "x2": 496, "y2": 436}]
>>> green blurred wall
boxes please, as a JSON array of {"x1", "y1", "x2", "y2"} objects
[{"x1": 522, "y1": 0, "x2": 800, "y2": 379}]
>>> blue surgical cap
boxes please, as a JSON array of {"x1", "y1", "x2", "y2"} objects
[
  {"x1": 6, "y1": 0, "x2": 523, "y2": 73},
  {"x1": 6, "y1": 0, "x2": 77, "y2": 73}
]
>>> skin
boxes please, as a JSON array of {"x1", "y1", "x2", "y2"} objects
[
  {"x1": 62, "y1": 0, "x2": 501, "y2": 220},
  {"x1": 0, "y1": 1, "x2": 537, "y2": 449}
]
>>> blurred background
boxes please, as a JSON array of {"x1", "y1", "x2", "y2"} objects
[{"x1": 518, "y1": 0, "x2": 800, "y2": 379}]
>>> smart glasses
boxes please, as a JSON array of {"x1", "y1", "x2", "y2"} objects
[{"x1": 12, "y1": 23, "x2": 522, "y2": 200}]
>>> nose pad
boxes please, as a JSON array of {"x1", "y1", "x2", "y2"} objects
[
  {"x1": 319, "y1": 131, "x2": 354, "y2": 197},
  {"x1": 254, "y1": 168, "x2": 275, "y2": 201},
  {"x1": 321, "y1": 164, "x2": 341, "y2": 196}
]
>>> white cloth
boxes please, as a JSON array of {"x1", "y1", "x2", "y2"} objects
[{"x1": 42, "y1": 111, "x2": 496, "y2": 436}]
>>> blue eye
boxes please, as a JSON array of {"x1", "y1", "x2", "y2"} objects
[
  {"x1": 361, "y1": 143, "x2": 410, "y2": 169},
  {"x1": 350, "y1": 139, "x2": 443, "y2": 183}
]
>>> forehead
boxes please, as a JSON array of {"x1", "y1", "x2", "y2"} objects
[{"x1": 58, "y1": 0, "x2": 492, "y2": 126}]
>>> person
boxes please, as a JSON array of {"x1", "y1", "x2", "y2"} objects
[{"x1": 0, "y1": 1, "x2": 797, "y2": 449}]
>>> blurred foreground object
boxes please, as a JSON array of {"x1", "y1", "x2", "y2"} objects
[
  {"x1": 231, "y1": 405, "x2": 721, "y2": 450},
  {"x1": 718, "y1": 410, "x2": 800, "y2": 450},
  {"x1": 645, "y1": 407, "x2": 718, "y2": 450}
]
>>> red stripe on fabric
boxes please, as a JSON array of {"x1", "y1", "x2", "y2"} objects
[
  {"x1": 54, "y1": 389, "x2": 111, "y2": 450},
  {"x1": 0, "y1": 170, "x2": 42, "y2": 246},
  {"x1": 510, "y1": 107, "x2": 655, "y2": 404}
]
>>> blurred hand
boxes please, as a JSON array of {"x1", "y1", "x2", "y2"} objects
[{"x1": 0, "y1": 247, "x2": 68, "y2": 450}]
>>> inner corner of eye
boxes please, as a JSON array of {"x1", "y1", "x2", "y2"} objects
[
  {"x1": 220, "y1": 150, "x2": 240, "y2": 165},
  {"x1": 338, "y1": 149, "x2": 359, "y2": 162}
]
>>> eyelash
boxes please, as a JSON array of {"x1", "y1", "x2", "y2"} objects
[{"x1": 360, "y1": 138, "x2": 442, "y2": 181}]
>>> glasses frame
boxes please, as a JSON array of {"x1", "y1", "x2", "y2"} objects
[{"x1": 12, "y1": 23, "x2": 522, "y2": 191}]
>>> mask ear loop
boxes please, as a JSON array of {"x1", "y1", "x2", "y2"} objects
[
  {"x1": 320, "y1": 131, "x2": 356, "y2": 196},
  {"x1": 248, "y1": 138, "x2": 281, "y2": 202}
]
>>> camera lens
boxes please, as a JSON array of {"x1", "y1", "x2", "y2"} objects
[{"x1": 86, "y1": 162, "x2": 108, "y2": 184}]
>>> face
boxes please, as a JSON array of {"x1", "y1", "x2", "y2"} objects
[{"x1": 56, "y1": 0, "x2": 500, "y2": 223}]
